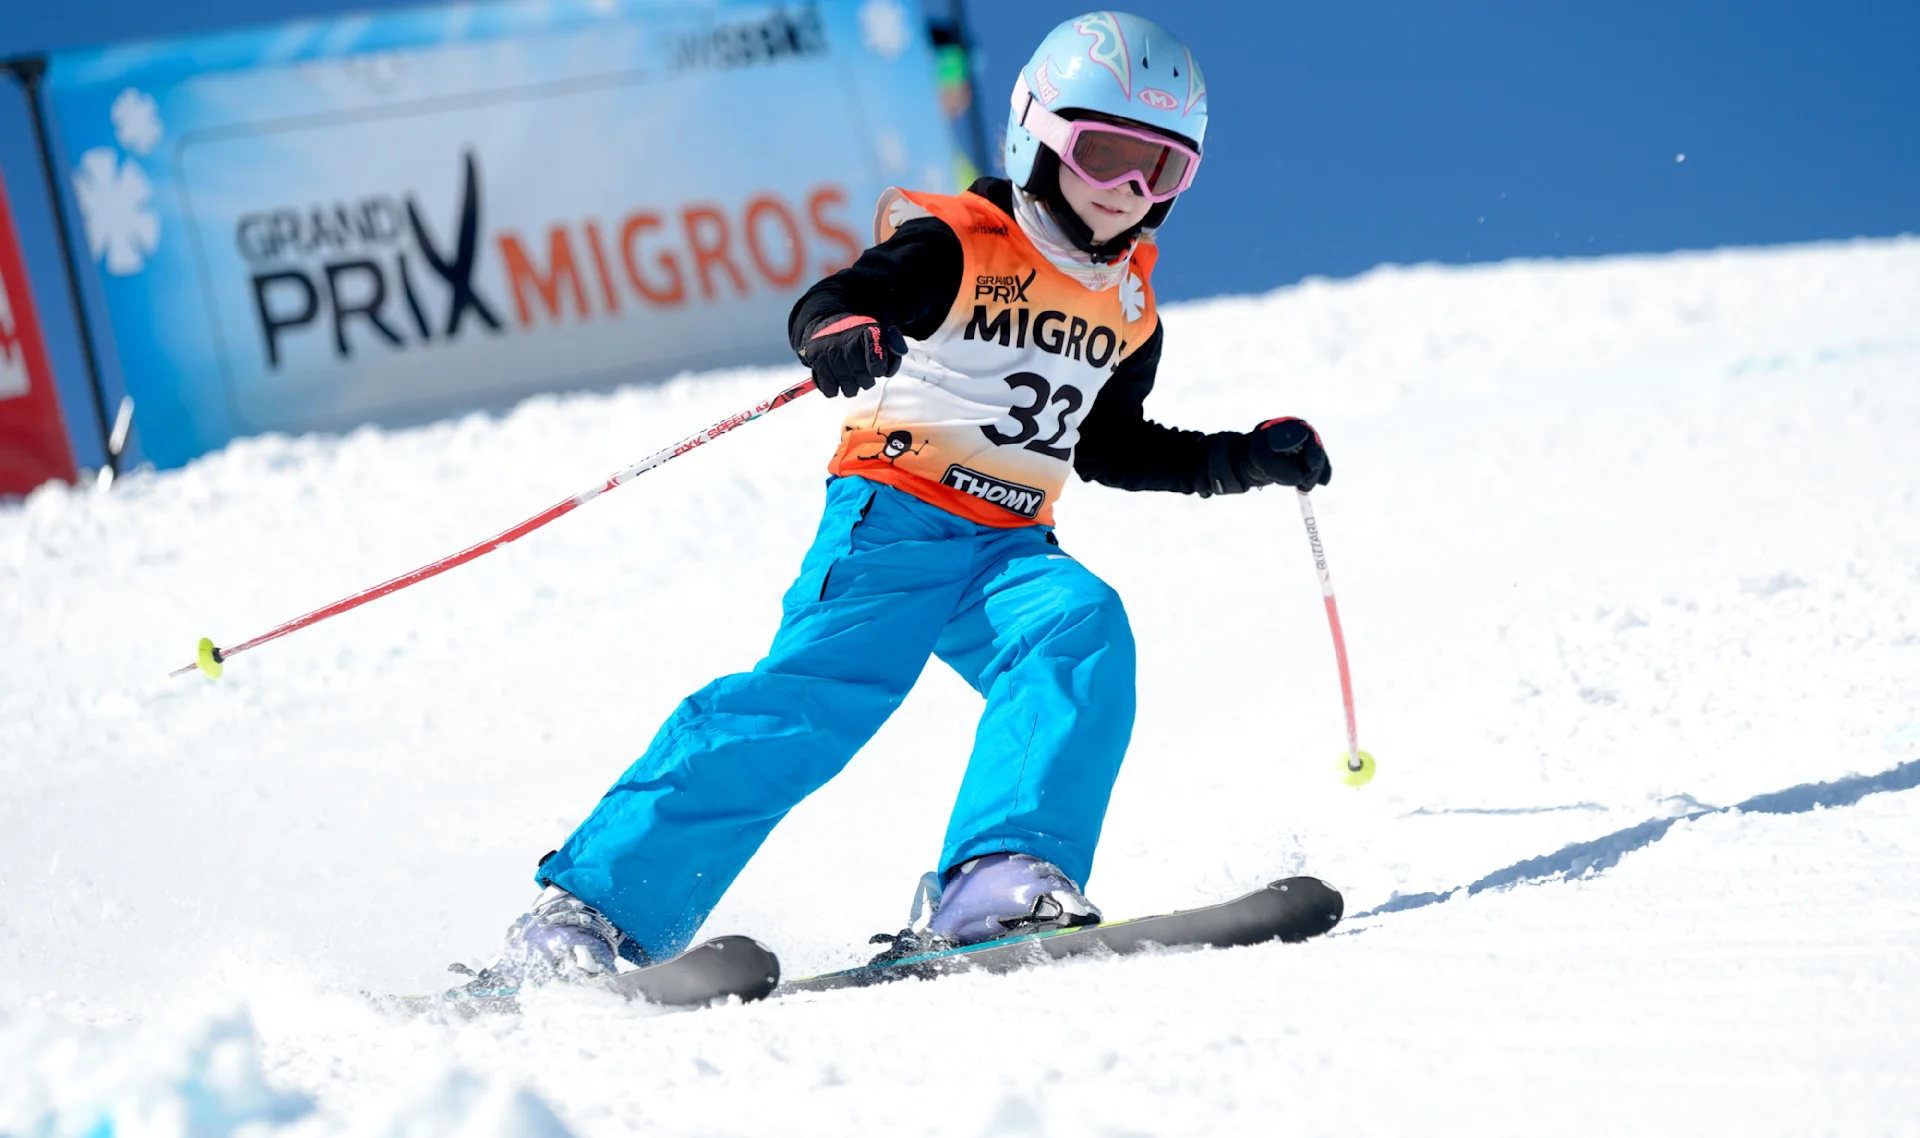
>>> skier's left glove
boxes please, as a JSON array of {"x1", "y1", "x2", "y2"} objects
[
  {"x1": 1233, "y1": 417, "x2": 1332, "y2": 491},
  {"x1": 797, "y1": 314, "x2": 909, "y2": 398}
]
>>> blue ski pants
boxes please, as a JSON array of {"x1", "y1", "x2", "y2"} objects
[{"x1": 537, "y1": 475, "x2": 1137, "y2": 959}]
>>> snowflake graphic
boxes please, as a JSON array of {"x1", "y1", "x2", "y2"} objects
[
  {"x1": 73, "y1": 148, "x2": 160, "y2": 276},
  {"x1": 111, "y1": 88, "x2": 163, "y2": 156},
  {"x1": 1121, "y1": 270, "x2": 1145, "y2": 322},
  {"x1": 859, "y1": 0, "x2": 911, "y2": 60},
  {"x1": 887, "y1": 193, "x2": 932, "y2": 230},
  {"x1": 337, "y1": 52, "x2": 407, "y2": 92},
  {"x1": 874, "y1": 130, "x2": 908, "y2": 174}
]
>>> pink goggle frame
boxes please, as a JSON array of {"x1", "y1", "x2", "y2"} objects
[{"x1": 1013, "y1": 75, "x2": 1202, "y2": 203}]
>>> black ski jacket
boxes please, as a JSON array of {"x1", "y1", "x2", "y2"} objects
[{"x1": 788, "y1": 178, "x2": 1254, "y2": 497}]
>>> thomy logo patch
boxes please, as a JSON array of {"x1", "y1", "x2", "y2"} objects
[{"x1": 941, "y1": 464, "x2": 1045, "y2": 518}]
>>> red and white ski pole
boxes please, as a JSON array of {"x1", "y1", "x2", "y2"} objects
[
  {"x1": 1296, "y1": 490, "x2": 1375, "y2": 786},
  {"x1": 172, "y1": 378, "x2": 818, "y2": 679}
]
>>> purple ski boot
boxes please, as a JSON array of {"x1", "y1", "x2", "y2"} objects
[
  {"x1": 869, "y1": 853, "x2": 1101, "y2": 964},
  {"x1": 459, "y1": 885, "x2": 634, "y2": 987}
]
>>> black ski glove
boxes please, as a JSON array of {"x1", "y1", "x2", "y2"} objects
[
  {"x1": 796, "y1": 314, "x2": 909, "y2": 398},
  {"x1": 1234, "y1": 417, "x2": 1332, "y2": 491}
]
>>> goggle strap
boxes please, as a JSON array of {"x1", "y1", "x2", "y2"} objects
[{"x1": 1012, "y1": 75, "x2": 1072, "y2": 155}]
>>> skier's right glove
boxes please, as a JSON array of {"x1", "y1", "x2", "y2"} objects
[
  {"x1": 1233, "y1": 417, "x2": 1333, "y2": 491},
  {"x1": 796, "y1": 314, "x2": 909, "y2": 398}
]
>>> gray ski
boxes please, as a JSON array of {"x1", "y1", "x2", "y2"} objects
[
  {"x1": 780, "y1": 876, "x2": 1343, "y2": 995},
  {"x1": 379, "y1": 934, "x2": 780, "y2": 1018}
]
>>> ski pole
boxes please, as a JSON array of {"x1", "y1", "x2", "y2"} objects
[
  {"x1": 1296, "y1": 490, "x2": 1375, "y2": 786},
  {"x1": 172, "y1": 378, "x2": 818, "y2": 679}
]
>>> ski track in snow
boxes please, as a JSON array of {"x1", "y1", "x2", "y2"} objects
[{"x1": 3, "y1": 238, "x2": 1918, "y2": 1136}]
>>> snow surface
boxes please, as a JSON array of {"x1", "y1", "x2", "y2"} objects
[{"x1": 4, "y1": 238, "x2": 1918, "y2": 1136}]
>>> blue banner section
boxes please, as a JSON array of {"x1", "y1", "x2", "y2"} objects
[{"x1": 43, "y1": 0, "x2": 951, "y2": 468}]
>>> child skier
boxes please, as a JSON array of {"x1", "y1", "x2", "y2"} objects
[{"x1": 487, "y1": 11, "x2": 1332, "y2": 980}]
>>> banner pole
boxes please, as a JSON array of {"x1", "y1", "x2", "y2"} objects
[{"x1": 3, "y1": 55, "x2": 119, "y2": 480}]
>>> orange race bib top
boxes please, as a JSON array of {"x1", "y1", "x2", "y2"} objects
[{"x1": 826, "y1": 187, "x2": 1160, "y2": 527}]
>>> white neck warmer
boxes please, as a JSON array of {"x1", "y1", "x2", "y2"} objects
[{"x1": 1011, "y1": 185, "x2": 1135, "y2": 293}]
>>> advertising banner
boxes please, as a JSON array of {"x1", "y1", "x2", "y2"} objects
[
  {"x1": 0, "y1": 167, "x2": 79, "y2": 495},
  {"x1": 43, "y1": 0, "x2": 952, "y2": 469}
]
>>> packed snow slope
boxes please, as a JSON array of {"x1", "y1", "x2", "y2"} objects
[{"x1": 4, "y1": 238, "x2": 1918, "y2": 1137}]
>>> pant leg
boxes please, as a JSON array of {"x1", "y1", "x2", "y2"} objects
[
  {"x1": 540, "y1": 478, "x2": 972, "y2": 958},
  {"x1": 933, "y1": 531, "x2": 1137, "y2": 889}
]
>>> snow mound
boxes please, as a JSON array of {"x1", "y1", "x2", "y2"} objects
[
  {"x1": 0, "y1": 1006, "x2": 578, "y2": 1138},
  {"x1": 372, "y1": 1071, "x2": 575, "y2": 1138},
  {"x1": 0, "y1": 1007, "x2": 309, "y2": 1138},
  {"x1": 3, "y1": 238, "x2": 1918, "y2": 1135}
]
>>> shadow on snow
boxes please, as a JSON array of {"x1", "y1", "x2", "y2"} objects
[{"x1": 1358, "y1": 757, "x2": 1920, "y2": 918}]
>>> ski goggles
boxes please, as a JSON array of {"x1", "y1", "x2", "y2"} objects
[{"x1": 1013, "y1": 76, "x2": 1201, "y2": 203}]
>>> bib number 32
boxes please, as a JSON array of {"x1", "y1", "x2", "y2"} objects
[{"x1": 981, "y1": 372, "x2": 1084, "y2": 461}]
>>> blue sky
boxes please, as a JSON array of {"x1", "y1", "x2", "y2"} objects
[
  {"x1": 4, "y1": 0, "x2": 1915, "y2": 464},
  {"x1": 963, "y1": 0, "x2": 1919, "y2": 298}
]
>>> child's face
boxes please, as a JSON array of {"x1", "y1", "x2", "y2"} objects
[{"x1": 1056, "y1": 161, "x2": 1153, "y2": 244}]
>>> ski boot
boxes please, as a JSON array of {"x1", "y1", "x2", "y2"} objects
[
  {"x1": 453, "y1": 885, "x2": 641, "y2": 988},
  {"x1": 868, "y1": 852, "x2": 1102, "y2": 965}
]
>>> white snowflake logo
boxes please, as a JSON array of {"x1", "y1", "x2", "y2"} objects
[
  {"x1": 111, "y1": 88, "x2": 163, "y2": 156},
  {"x1": 1120, "y1": 270, "x2": 1145, "y2": 322},
  {"x1": 335, "y1": 52, "x2": 407, "y2": 92},
  {"x1": 859, "y1": 0, "x2": 911, "y2": 60},
  {"x1": 73, "y1": 148, "x2": 160, "y2": 276},
  {"x1": 874, "y1": 130, "x2": 908, "y2": 174},
  {"x1": 0, "y1": 272, "x2": 27, "y2": 399},
  {"x1": 887, "y1": 192, "x2": 932, "y2": 229}
]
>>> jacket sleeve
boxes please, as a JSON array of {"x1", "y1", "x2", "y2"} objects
[
  {"x1": 1072, "y1": 323, "x2": 1254, "y2": 496},
  {"x1": 787, "y1": 218, "x2": 963, "y2": 349}
]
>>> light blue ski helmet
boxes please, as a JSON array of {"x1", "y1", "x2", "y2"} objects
[{"x1": 1004, "y1": 11, "x2": 1209, "y2": 190}]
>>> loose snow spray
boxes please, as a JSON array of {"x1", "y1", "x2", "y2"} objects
[
  {"x1": 170, "y1": 379, "x2": 818, "y2": 679},
  {"x1": 1297, "y1": 490, "x2": 1375, "y2": 787}
]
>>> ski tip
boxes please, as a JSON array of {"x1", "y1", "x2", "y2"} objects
[
  {"x1": 612, "y1": 935, "x2": 782, "y2": 1007},
  {"x1": 1341, "y1": 750, "x2": 1376, "y2": 787},
  {"x1": 705, "y1": 934, "x2": 782, "y2": 1000},
  {"x1": 1271, "y1": 876, "x2": 1345, "y2": 940},
  {"x1": 196, "y1": 637, "x2": 225, "y2": 680}
]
